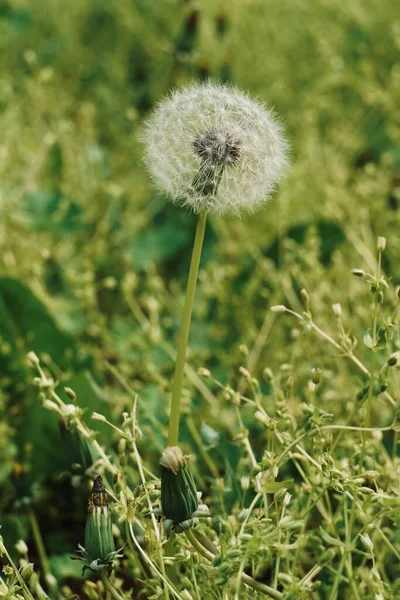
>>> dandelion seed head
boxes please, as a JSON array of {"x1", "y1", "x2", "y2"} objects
[{"x1": 142, "y1": 81, "x2": 289, "y2": 216}]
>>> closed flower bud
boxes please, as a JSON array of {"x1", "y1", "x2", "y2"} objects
[
  {"x1": 332, "y1": 303, "x2": 342, "y2": 317},
  {"x1": 311, "y1": 367, "x2": 321, "y2": 385},
  {"x1": 377, "y1": 236, "x2": 386, "y2": 252},
  {"x1": 388, "y1": 352, "x2": 400, "y2": 367},
  {"x1": 270, "y1": 305, "x2": 286, "y2": 313},
  {"x1": 20, "y1": 562, "x2": 34, "y2": 582},
  {"x1": 351, "y1": 269, "x2": 365, "y2": 277},
  {"x1": 160, "y1": 447, "x2": 198, "y2": 527},
  {"x1": 85, "y1": 476, "x2": 115, "y2": 562},
  {"x1": 15, "y1": 540, "x2": 28, "y2": 555}
]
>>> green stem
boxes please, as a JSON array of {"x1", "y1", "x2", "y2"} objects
[
  {"x1": 101, "y1": 571, "x2": 125, "y2": 600},
  {"x1": 168, "y1": 211, "x2": 207, "y2": 446},
  {"x1": 185, "y1": 529, "x2": 283, "y2": 599},
  {"x1": 28, "y1": 508, "x2": 57, "y2": 595},
  {"x1": 0, "y1": 543, "x2": 37, "y2": 600}
]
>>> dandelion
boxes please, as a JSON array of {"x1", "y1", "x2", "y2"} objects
[
  {"x1": 142, "y1": 82, "x2": 289, "y2": 447},
  {"x1": 157, "y1": 447, "x2": 211, "y2": 535},
  {"x1": 142, "y1": 81, "x2": 289, "y2": 216},
  {"x1": 72, "y1": 476, "x2": 123, "y2": 575}
]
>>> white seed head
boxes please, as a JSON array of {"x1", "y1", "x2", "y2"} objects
[{"x1": 142, "y1": 81, "x2": 289, "y2": 216}]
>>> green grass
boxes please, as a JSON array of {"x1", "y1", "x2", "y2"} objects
[{"x1": 0, "y1": 1, "x2": 400, "y2": 598}]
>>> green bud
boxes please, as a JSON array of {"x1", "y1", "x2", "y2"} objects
[
  {"x1": 85, "y1": 477, "x2": 115, "y2": 561},
  {"x1": 377, "y1": 236, "x2": 386, "y2": 252},
  {"x1": 263, "y1": 367, "x2": 274, "y2": 383},
  {"x1": 300, "y1": 288, "x2": 310, "y2": 309},
  {"x1": 60, "y1": 420, "x2": 96, "y2": 471},
  {"x1": 351, "y1": 269, "x2": 365, "y2": 277},
  {"x1": 160, "y1": 447, "x2": 198, "y2": 526},
  {"x1": 311, "y1": 367, "x2": 321, "y2": 385}
]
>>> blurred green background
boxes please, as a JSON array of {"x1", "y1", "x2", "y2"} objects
[{"x1": 0, "y1": 0, "x2": 399, "y2": 594}]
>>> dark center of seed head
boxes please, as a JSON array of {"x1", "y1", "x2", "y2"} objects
[{"x1": 193, "y1": 130, "x2": 240, "y2": 166}]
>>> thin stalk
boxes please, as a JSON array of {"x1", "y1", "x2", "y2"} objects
[
  {"x1": 28, "y1": 508, "x2": 57, "y2": 595},
  {"x1": 101, "y1": 572, "x2": 125, "y2": 600},
  {"x1": 0, "y1": 544, "x2": 37, "y2": 600},
  {"x1": 185, "y1": 529, "x2": 283, "y2": 599},
  {"x1": 168, "y1": 211, "x2": 207, "y2": 446},
  {"x1": 186, "y1": 415, "x2": 220, "y2": 479},
  {"x1": 128, "y1": 523, "x2": 184, "y2": 600}
]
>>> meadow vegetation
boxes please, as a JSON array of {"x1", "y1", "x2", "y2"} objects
[{"x1": 0, "y1": 1, "x2": 400, "y2": 598}]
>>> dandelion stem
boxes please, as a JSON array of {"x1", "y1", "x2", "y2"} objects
[{"x1": 168, "y1": 210, "x2": 207, "y2": 446}]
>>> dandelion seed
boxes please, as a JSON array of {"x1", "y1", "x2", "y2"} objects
[{"x1": 142, "y1": 81, "x2": 289, "y2": 216}]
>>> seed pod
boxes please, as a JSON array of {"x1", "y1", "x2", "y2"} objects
[
  {"x1": 85, "y1": 476, "x2": 115, "y2": 561},
  {"x1": 160, "y1": 447, "x2": 198, "y2": 525}
]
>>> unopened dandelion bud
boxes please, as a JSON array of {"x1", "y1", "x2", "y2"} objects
[
  {"x1": 377, "y1": 236, "x2": 386, "y2": 252},
  {"x1": 85, "y1": 476, "x2": 115, "y2": 562},
  {"x1": 160, "y1": 447, "x2": 198, "y2": 527},
  {"x1": 271, "y1": 305, "x2": 286, "y2": 313},
  {"x1": 332, "y1": 303, "x2": 342, "y2": 317},
  {"x1": 377, "y1": 290, "x2": 384, "y2": 304},
  {"x1": 351, "y1": 268, "x2": 365, "y2": 277}
]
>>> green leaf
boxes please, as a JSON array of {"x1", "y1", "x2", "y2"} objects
[
  {"x1": 48, "y1": 554, "x2": 84, "y2": 582},
  {"x1": 265, "y1": 220, "x2": 346, "y2": 267},
  {"x1": 22, "y1": 191, "x2": 85, "y2": 234}
]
